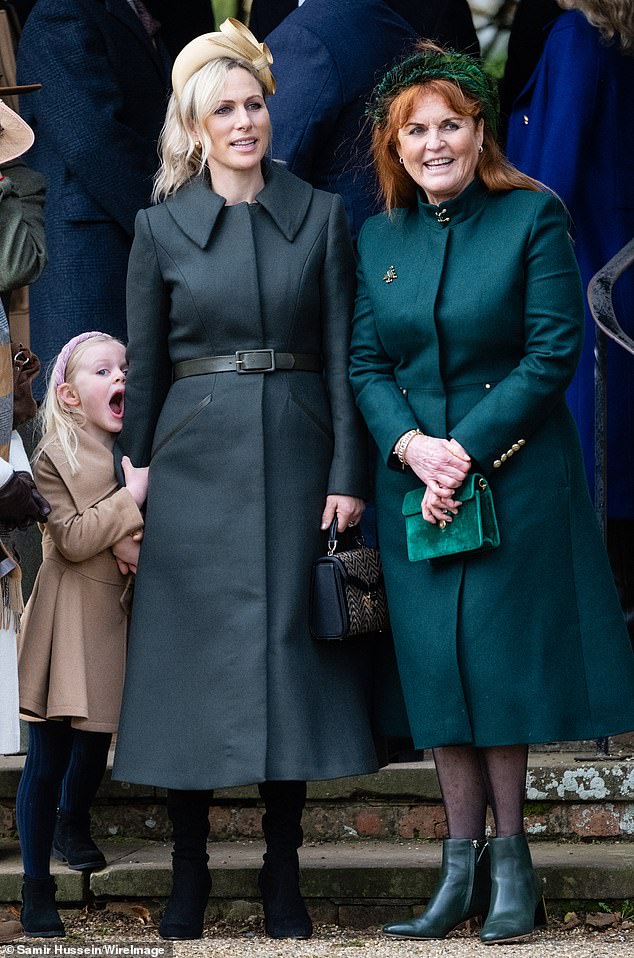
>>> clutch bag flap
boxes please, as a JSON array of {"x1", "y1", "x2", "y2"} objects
[{"x1": 402, "y1": 473, "x2": 499, "y2": 562}]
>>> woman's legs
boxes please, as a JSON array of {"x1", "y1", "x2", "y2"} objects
[
  {"x1": 477, "y1": 744, "x2": 545, "y2": 944},
  {"x1": 53, "y1": 729, "x2": 111, "y2": 870},
  {"x1": 477, "y1": 744, "x2": 528, "y2": 838},
  {"x1": 384, "y1": 745, "x2": 490, "y2": 939},
  {"x1": 16, "y1": 721, "x2": 74, "y2": 937},
  {"x1": 258, "y1": 780, "x2": 312, "y2": 940},
  {"x1": 158, "y1": 788, "x2": 213, "y2": 941}
]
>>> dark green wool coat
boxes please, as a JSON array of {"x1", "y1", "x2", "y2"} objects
[
  {"x1": 112, "y1": 161, "x2": 379, "y2": 790},
  {"x1": 349, "y1": 179, "x2": 634, "y2": 748}
]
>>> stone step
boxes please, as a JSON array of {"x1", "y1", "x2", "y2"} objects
[
  {"x1": 3, "y1": 753, "x2": 634, "y2": 843},
  {"x1": 1, "y1": 839, "x2": 633, "y2": 927}
]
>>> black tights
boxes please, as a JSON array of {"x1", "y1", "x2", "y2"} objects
[{"x1": 432, "y1": 744, "x2": 528, "y2": 839}]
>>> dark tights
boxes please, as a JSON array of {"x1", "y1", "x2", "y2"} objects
[
  {"x1": 432, "y1": 744, "x2": 528, "y2": 839},
  {"x1": 16, "y1": 721, "x2": 111, "y2": 878}
]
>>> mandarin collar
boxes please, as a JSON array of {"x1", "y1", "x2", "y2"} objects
[
  {"x1": 416, "y1": 177, "x2": 489, "y2": 230},
  {"x1": 164, "y1": 158, "x2": 313, "y2": 248}
]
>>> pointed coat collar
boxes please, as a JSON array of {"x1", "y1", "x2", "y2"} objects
[{"x1": 164, "y1": 159, "x2": 314, "y2": 248}]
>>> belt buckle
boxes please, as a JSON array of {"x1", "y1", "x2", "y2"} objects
[{"x1": 235, "y1": 348, "x2": 276, "y2": 373}]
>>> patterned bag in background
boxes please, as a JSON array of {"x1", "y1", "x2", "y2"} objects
[{"x1": 309, "y1": 518, "x2": 389, "y2": 640}]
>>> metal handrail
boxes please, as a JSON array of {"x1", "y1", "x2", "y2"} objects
[{"x1": 587, "y1": 237, "x2": 634, "y2": 757}]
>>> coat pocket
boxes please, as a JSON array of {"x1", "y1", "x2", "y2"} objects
[
  {"x1": 288, "y1": 388, "x2": 333, "y2": 440},
  {"x1": 151, "y1": 393, "x2": 213, "y2": 459}
]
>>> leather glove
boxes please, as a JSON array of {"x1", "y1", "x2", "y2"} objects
[{"x1": 0, "y1": 470, "x2": 51, "y2": 530}]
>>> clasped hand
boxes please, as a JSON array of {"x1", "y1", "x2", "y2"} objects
[{"x1": 405, "y1": 435, "x2": 471, "y2": 525}]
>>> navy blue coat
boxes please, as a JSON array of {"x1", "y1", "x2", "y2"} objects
[
  {"x1": 266, "y1": 0, "x2": 478, "y2": 242},
  {"x1": 17, "y1": 0, "x2": 171, "y2": 384},
  {"x1": 507, "y1": 11, "x2": 634, "y2": 517}
]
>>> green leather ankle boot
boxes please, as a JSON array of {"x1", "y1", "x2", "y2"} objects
[
  {"x1": 383, "y1": 838, "x2": 490, "y2": 940},
  {"x1": 480, "y1": 833, "x2": 547, "y2": 944}
]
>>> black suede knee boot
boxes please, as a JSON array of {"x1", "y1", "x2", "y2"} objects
[
  {"x1": 158, "y1": 789, "x2": 213, "y2": 941},
  {"x1": 258, "y1": 780, "x2": 312, "y2": 940}
]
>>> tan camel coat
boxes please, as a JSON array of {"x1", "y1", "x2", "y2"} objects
[{"x1": 18, "y1": 430, "x2": 143, "y2": 733}]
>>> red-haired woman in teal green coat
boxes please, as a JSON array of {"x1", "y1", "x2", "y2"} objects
[{"x1": 350, "y1": 42, "x2": 634, "y2": 945}]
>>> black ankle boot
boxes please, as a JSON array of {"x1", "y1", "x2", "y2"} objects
[
  {"x1": 383, "y1": 839, "x2": 490, "y2": 940},
  {"x1": 158, "y1": 789, "x2": 213, "y2": 941},
  {"x1": 21, "y1": 877, "x2": 65, "y2": 938},
  {"x1": 258, "y1": 780, "x2": 312, "y2": 940},
  {"x1": 52, "y1": 810, "x2": 106, "y2": 872},
  {"x1": 159, "y1": 856, "x2": 212, "y2": 940},
  {"x1": 258, "y1": 853, "x2": 312, "y2": 939}
]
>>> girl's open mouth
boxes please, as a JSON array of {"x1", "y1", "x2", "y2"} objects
[{"x1": 109, "y1": 390, "x2": 125, "y2": 418}]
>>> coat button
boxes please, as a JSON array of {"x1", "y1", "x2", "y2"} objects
[
  {"x1": 518, "y1": 439, "x2": 526, "y2": 446},
  {"x1": 484, "y1": 383, "x2": 491, "y2": 390},
  {"x1": 512, "y1": 443, "x2": 520, "y2": 452},
  {"x1": 507, "y1": 449, "x2": 514, "y2": 457},
  {"x1": 501, "y1": 453, "x2": 507, "y2": 462},
  {"x1": 523, "y1": 115, "x2": 529, "y2": 125},
  {"x1": 493, "y1": 459, "x2": 502, "y2": 469},
  {"x1": 401, "y1": 387, "x2": 408, "y2": 396}
]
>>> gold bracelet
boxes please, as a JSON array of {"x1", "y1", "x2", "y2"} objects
[
  {"x1": 402, "y1": 428, "x2": 425, "y2": 465},
  {"x1": 394, "y1": 428, "x2": 425, "y2": 465}
]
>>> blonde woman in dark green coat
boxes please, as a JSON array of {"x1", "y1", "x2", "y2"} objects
[
  {"x1": 112, "y1": 19, "x2": 376, "y2": 944},
  {"x1": 350, "y1": 41, "x2": 634, "y2": 945}
]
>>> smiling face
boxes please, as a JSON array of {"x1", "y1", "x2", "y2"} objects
[
  {"x1": 396, "y1": 89, "x2": 483, "y2": 206},
  {"x1": 58, "y1": 339, "x2": 127, "y2": 448},
  {"x1": 203, "y1": 66, "x2": 270, "y2": 180}
]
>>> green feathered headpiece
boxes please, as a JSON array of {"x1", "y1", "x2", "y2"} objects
[{"x1": 367, "y1": 47, "x2": 499, "y2": 136}]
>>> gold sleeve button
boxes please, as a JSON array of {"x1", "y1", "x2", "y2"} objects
[
  {"x1": 512, "y1": 443, "x2": 520, "y2": 452},
  {"x1": 501, "y1": 453, "x2": 507, "y2": 462},
  {"x1": 493, "y1": 460, "x2": 502, "y2": 469},
  {"x1": 518, "y1": 439, "x2": 526, "y2": 446}
]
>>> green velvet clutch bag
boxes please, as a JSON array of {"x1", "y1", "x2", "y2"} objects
[{"x1": 402, "y1": 473, "x2": 500, "y2": 562}]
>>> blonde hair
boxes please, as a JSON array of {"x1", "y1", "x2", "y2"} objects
[
  {"x1": 558, "y1": 0, "x2": 634, "y2": 52},
  {"x1": 372, "y1": 78, "x2": 543, "y2": 212},
  {"x1": 153, "y1": 57, "x2": 269, "y2": 202},
  {"x1": 36, "y1": 334, "x2": 122, "y2": 475}
]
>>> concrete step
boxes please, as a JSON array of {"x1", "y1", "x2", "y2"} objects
[
  {"x1": 1, "y1": 839, "x2": 633, "y2": 927},
  {"x1": 2, "y1": 753, "x2": 634, "y2": 844}
]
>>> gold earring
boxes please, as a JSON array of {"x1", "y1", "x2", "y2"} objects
[
  {"x1": 399, "y1": 156, "x2": 404, "y2": 165},
  {"x1": 195, "y1": 140, "x2": 202, "y2": 151}
]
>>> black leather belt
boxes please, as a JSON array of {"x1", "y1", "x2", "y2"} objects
[{"x1": 173, "y1": 349, "x2": 322, "y2": 380}]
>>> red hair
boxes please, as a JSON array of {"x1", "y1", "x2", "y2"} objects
[{"x1": 371, "y1": 78, "x2": 542, "y2": 212}]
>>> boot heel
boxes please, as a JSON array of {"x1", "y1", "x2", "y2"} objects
[{"x1": 534, "y1": 897, "x2": 548, "y2": 929}]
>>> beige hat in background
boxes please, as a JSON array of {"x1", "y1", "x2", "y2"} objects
[
  {"x1": 0, "y1": 88, "x2": 39, "y2": 164},
  {"x1": 172, "y1": 17, "x2": 275, "y2": 101}
]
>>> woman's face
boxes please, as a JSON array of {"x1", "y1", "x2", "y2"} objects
[
  {"x1": 396, "y1": 89, "x2": 484, "y2": 206},
  {"x1": 203, "y1": 67, "x2": 270, "y2": 178}
]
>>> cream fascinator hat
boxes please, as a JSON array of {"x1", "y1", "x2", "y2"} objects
[
  {"x1": 172, "y1": 18, "x2": 275, "y2": 101},
  {"x1": 0, "y1": 84, "x2": 40, "y2": 164}
]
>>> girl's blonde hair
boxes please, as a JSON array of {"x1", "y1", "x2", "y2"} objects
[
  {"x1": 559, "y1": 0, "x2": 634, "y2": 52},
  {"x1": 37, "y1": 334, "x2": 122, "y2": 475},
  {"x1": 153, "y1": 57, "x2": 269, "y2": 202}
]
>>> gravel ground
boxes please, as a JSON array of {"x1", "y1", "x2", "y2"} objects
[{"x1": 1, "y1": 910, "x2": 632, "y2": 958}]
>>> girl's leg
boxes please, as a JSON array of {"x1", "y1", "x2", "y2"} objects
[
  {"x1": 258, "y1": 780, "x2": 312, "y2": 940},
  {"x1": 16, "y1": 720, "x2": 74, "y2": 937},
  {"x1": 159, "y1": 788, "x2": 213, "y2": 941},
  {"x1": 384, "y1": 746, "x2": 490, "y2": 940},
  {"x1": 16, "y1": 720, "x2": 74, "y2": 879},
  {"x1": 53, "y1": 729, "x2": 111, "y2": 871},
  {"x1": 478, "y1": 744, "x2": 545, "y2": 944}
]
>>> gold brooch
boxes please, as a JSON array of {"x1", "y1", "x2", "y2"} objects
[
  {"x1": 435, "y1": 209, "x2": 450, "y2": 223},
  {"x1": 383, "y1": 265, "x2": 398, "y2": 284}
]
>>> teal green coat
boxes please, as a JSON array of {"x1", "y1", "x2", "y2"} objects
[{"x1": 350, "y1": 179, "x2": 634, "y2": 747}]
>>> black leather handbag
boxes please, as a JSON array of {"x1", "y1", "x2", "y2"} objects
[{"x1": 309, "y1": 518, "x2": 389, "y2": 640}]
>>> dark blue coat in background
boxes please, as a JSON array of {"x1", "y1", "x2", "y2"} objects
[
  {"x1": 266, "y1": 0, "x2": 478, "y2": 243},
  {"x1": 17, "y1": 0, "x2": 171, "y2": 384},
  {"x1": 507, "y1": 11, "x2": 634, "y2": 517}
]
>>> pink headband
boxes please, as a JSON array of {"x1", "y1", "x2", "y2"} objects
[{"x1": 53, "y1": 331, "x2": 114, "y2": 388}]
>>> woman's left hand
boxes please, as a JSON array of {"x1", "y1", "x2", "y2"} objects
[
  {"x1": 421, "y1": 487, "x2": 462, "y2": 525},
  {"x1": 321, "y1": 495, "x2": 365, "y2": 532}
]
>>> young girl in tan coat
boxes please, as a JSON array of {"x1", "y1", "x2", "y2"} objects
[{"x1": 16, "y1": 332, "x2": 148, "y2": 938}]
